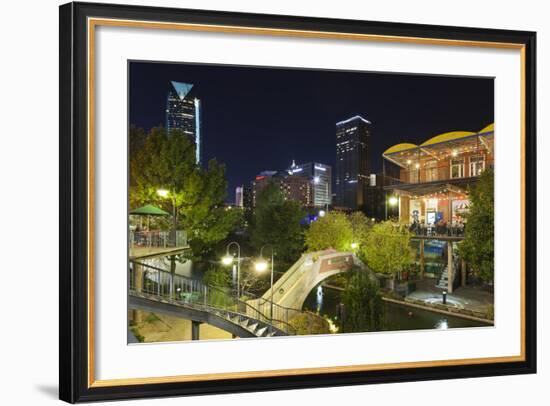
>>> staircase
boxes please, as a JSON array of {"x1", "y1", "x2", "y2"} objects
[
  {"x1": 130, "y1": 260, "x2": 296, "y2": 337},
  {"x1": 210, "y1": 309, "x2": 283, "y2": 337},
  {"x1": 436, "y1": 259, "x2": 459, "y2": 289}
]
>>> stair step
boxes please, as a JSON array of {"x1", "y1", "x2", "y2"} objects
[
  {"x1": 240, "y1": 319, "x2": 250, "y2": 328},
  {"x1": 248, "y1": 322, "x2": 258, "y2": 332},
  {"x1": 256, "y1": 326, "x2": 268, "y2": 336}
]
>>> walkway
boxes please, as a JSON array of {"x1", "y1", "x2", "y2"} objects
[
  {"x1": 406, "y1": 279, "x2": 494, "y2": 316},
  {"x1": 129, "y1": 260, "x2": 314, "y2": 338},
  {"x1": 249, "y1": 249, "x2": 372, "y2": 310}
]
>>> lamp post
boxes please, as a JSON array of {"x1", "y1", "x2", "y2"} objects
[
  {"x1": 254, "y1": 244, "x2": 275, "y2": 323},
  {"x1": 386, "y1": 195, "x2": 398, "y2": 220},
  {"x1": 157, "y1": 188, "x2": 177, "y2": 244},
  {"x1": 221, "y1": 241, "x2": 241, "y2": 298}
]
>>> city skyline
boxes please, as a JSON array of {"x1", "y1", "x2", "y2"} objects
[{"x1": 129, "y1": 62, "x2": 494, "y2": 202}]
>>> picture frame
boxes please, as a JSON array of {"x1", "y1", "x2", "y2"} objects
[{"x1": 59, "y1": 2, "x2": 537, "y2": 403}]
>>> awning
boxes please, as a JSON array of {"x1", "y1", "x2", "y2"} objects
[{"x1": 129, "y1": 204, "x2": 170, "y2": 216}]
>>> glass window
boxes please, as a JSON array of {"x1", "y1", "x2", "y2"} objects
[
  {"x1": 450, "y1": 158, "x2": 464, "y2": 179},
  {"x1": 425, "y1": 160, "x2": 438, "y2": 182},
  {"x1": 409, "y1": 169, "x2": 419, "y2": 183},
  {"x1": 469, "y1": 155, "x2": 485, "y2": 176}
]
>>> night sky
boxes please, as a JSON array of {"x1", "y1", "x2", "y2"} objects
[{"x1": 129, "y1": 61, "x2": 494, "y2": 203}]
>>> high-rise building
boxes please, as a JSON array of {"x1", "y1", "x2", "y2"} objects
[
  {"x1": 335, "y1": 115, "x2": 372, "y2": 210},
  {"x1": 288, "y1": 160, "x2": 332, "y2": 208},
  {"x1": 252, "y1": 171, "x2": 312, "y2": 207},
  {"x1": 166, "y1": 81, "x2": 202, "y2": 164},
  {"x1": 235, "y1": 186, "x2": 244, "y2": 207},
  {"x1": 242, "y1": 185, "x2": 253, "y2": 211}
]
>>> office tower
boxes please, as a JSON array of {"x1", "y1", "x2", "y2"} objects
[
  {"x1": 288, "y1": 160, "x2": 332, "y2": 208},
  {"x1": 335, "y1": 115, "x2": 372, "y2": 210},
  {"x1": 166, "y1": 81, "x2": 202, "y2": 164},
  {"x1": 242, "y1": 185, "x2": 253, "y2": 212},
  {"x1": 253, "y1": 170, "x2": 312, "y2": 207},
  {"x1": 235, "y1": 186, "x2": 244, "y2": 207}
]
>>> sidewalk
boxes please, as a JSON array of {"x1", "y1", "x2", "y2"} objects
[{"x1": 406, "y1": 278, "x2": 494, "y2": 315}]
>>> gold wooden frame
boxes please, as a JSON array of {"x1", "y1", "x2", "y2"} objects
[{"x1": 86, "y1": 17, "x2": 526, "y2": 388}]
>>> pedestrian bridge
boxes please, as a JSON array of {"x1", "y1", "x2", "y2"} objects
[
  {"x1": 129, "y1": 261, "x2": 312, "y2": 339},
  {"x1": 249, "y1": 249, "x2": 370, "y2": 311}
]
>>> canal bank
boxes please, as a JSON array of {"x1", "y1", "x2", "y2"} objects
[{"x1": 303, "y1": 280, "x2": 492, "y2": 332}]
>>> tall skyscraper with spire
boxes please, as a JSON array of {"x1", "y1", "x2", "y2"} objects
[
  {"x1": 166, "y1": 81, "x2": 202, "y2": 164},
  {"x1": 335, "y1": 115, "x2": 372, "y2": 210}
]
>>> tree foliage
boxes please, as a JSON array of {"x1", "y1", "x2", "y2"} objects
[
  {"x1": 129, "y1": 126, "x2": 241, "y2": 258},
  {"x1": 289, "y1": 311, "x2": 331, "y2": 335},
  {"x1": 341, "y1": 269, "x2": 384, "y2": 333},
  {"x1": 459, "y1": 168, "x2": 494, "y2": 283},
  {"x1": 203, "y1": 264, "x2": 232, "y2": 289},
  {"x1": 349, "y1": 211, "x2": 372, "y2": 247},
  {"x1": 360, "y1": 221, "x2": 413, "y2": 278},
  {"x1": 250, "y1": 181, "x2": 305, "y2": 271},
  {"x1": 304, "y1": 211, "x2": 353, "y2": 252}
]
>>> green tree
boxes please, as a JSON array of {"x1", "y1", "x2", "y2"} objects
[
  {"x1": 250, "y1": 181, "x2": 305, "y2": 271},
  {"x1": 341, "y1": 269, "x2": 383, "y2": 333},
  {"x1": 129, "y1": 126, "x2": 241, "y2": 258},
  {"x1": 203, "y1": 264, "x2": 232, "y2": 289},
  {"x1": 304, "y1": 211, "x2": 353, "y2": 252},
  {"x1": 289, "y1": 312, "x2": 331, "y2": 335},
  {"x1": 459, "y1": 168, "x2": 494, "y2": 283},
  {"x1": 349, "y1": 211, "x2": 372, "y2": 247},
  {"x1": 361, "y1": 221, "x2": 413, "y2": 280}
]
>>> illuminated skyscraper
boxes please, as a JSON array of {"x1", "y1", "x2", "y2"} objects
[
  {"x1": 166, "y1": 81, "x2": 202, "y2": 164},
  {"x1": 288, "y1": 160, "x2": 332, "y2": 208},
  {"x1": 335, "y1": 115, "x2": 372, "y2": 210}
]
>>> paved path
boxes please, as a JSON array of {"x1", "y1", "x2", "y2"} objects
[{"x1": 406, "y1": 279, "x2": 493, "y2": 314}]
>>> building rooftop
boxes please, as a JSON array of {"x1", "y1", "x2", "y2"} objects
[
  {"x1": 336, "y1": 115, "x2": 371, "y2": 126},
  {"x1": 383, "y1": 123, "x2": 494, "y2": 168}
]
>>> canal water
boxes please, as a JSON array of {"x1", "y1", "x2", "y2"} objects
[{"x1": 303, "y1": 281, "x2": 489, "y2": 332}]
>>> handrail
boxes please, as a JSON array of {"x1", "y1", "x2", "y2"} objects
[{"x1": 130, "y1": 260, "x2": 297, "y2": 335}]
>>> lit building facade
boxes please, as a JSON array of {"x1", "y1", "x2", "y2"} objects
[
  {"x1": 235, "y1": 186, "x2": 244, "y2": 207},
  {"x1": 252, "y1": 171, "x2": 312, "y2": 207},
  {"x1": 288, "y1": 161, "x2": 332, "y2": 208},
  {"x1": 382, "y1": 123, "x2": 494, "y2": 227},
  {"x1": 166, "y1": 81, "x2": 202, "y2": 164},
  {"x1": 335, "y1": 115, "x2": 372, "y2": 210}
]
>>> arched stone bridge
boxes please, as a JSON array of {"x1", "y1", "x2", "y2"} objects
[{"x1": 249, "y1": 249, "x2": 370, "y2": 311}]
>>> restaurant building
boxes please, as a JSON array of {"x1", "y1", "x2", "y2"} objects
[{"x1": 382, "y1": 123, "x2": 494, "y2": 231}]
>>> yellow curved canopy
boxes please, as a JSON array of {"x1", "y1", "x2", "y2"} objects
[
  {"x1": 420, "y1": 131, "x2": 476, "y2": 147},
  {"x1": 478, "y1": 123, "x2": 494, "y2": 134},
  {"x1": 383, "y1": 143, "x2": 418, "y2": 155}
]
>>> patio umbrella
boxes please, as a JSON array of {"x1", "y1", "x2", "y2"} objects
[{"x1": 130, "y1": 204, "x2": 170, "y2": 230}]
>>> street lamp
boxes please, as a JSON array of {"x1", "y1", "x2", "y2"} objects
[
  {"x1": 254, "y1": 244, "x2": 275, "y2": 323},
  {"x1": 156, "y1": 188, "x2": 169, "y2": 198},
  {"x1": 350, "y1": 242, "x2": 358, "y2": 250},
  {"x1": 385, "y1": 195, "x2": 399, "y2": 220},
  {"x1": 157, "y1": 188, "x2": 177, "y2": 243},
  {"x1": 222, "y1": 242, "x2": 241, "y2": 298}
]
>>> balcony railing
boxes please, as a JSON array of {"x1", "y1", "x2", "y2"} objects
[
  {"x1": 389, "y1": 157, "x2": 494, "y2": 185},
  {"x1": 408, "y1": 222, "x2": 465, "y2": 238},
  {"x1": 129, "y1": 230, "x2": 187, "y2": 249}
]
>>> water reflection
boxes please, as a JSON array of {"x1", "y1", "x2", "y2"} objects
[
  {"x1": 316, "y1": 286, "x2": 323, "y2": 312},
  {"x1": 303, "y1": 279, "x2": 489, "y2": 332}
]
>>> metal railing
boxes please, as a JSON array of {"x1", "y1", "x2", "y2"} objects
[
  {"x1": 129, "y1": 260, "x2": 297, "y2": 335},
  {"x1": 129, "y1": 230, "x2": 187, "y2": 249},
  {"x1": 408, "y1": 223, "x2": 465, "y2": 237}
]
